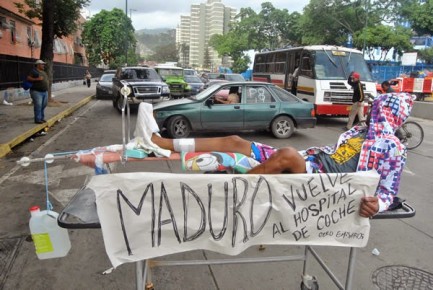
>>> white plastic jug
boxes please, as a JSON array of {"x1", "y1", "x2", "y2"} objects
[{"x1": 29, "y1": 206, "x2": 71, "y2": 259}]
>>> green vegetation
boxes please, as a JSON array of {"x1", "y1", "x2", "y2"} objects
[
  {"x1": 136, "y1": 30, "x2": 178, "y2": 63},
  {"x1": 82, "y1": 8, "x2": 137, "y2": 68},
  {"x1": 15, "y1": 0, "x2": 90, "y2": 101},
  {"x1": 209, "y1": 0, "x2": 433, "y2": 66}
]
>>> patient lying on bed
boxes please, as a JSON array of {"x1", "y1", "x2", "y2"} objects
[{"x1": 132, "y1": 93, "x2": 414, "y2": 218}]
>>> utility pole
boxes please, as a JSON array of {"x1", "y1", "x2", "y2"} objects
[{"x1": 125, "y1": 0, "x2": 128, "y2": 65}]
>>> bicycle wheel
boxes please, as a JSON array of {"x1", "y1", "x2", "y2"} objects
[{"x1": 398, "y1": 121, "x2": 424, "y2": 150}]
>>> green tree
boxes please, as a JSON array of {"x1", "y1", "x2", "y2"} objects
[
  {"x1": 15, "y1": 0, "x2": 90, "y2": 102},
  {"x1": 401, "y1": 0, "x2": 433, "y2": 36},
  {"x1": 209, "y1": 3, "x2": 302, "y2": 71},
  {"x1": 203, "y1": 47, "x2": 211, "y2": 69},
  {"x1": 82, "y1": 9, "x2": 136, "y2": 66},
  {"x1": 300, "y1": 0, "x2": 405, "y2": 47},
  {"x1": 354, "y1": 25, "x2": 412, "y2": 60},
  {"x1": 417, "y1": 47, "x2": 433, "y2": 64}
]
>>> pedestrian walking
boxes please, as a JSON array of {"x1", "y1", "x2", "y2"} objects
[
  {"x1": 84, "y1": 70, "x2": 92, "y2": 88},
  {"x1": 346, "y1": 71, "x2": 365, "y2": 130},
  {"x1": 27, "y1": 60, "x2": 48, "y2": 124}
]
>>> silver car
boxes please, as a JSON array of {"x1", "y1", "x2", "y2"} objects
[{"x1": 95, "y1": 73, "x2": 115, "y2": 100}]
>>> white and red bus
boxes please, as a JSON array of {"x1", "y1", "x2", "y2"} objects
[{"x1": 253, "y1": 45, "x2": 376, "y2": 116}]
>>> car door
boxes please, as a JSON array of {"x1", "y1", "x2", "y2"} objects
[
  {"x1": 243, "y1": 85, "x2": 280, "y2": 129},
  {"x1": 200, "y1": 85, "x2": 244, "y2": 130}
]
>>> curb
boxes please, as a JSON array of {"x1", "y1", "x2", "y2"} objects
[{"x1": 0, "y1": 95, "x2": 94, "y2": 158}]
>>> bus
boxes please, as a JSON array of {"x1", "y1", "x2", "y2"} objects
[{"x1": 253, "y1": 45, "x2": 376, "y2": 116}]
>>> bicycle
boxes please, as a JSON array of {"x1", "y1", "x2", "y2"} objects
[
  {"x1": 357, "y1": 95, "x2": 424, "y2": 150},
  {"x1": 396, "y1": 120, "x2": 424, "y2": 150}
]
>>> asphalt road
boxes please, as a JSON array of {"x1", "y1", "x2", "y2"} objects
[{"x1": 1, "y1": 99, "x2": 432, "y2": 290}]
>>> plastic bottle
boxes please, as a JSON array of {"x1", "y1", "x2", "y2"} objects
[{"x1": 29, "y1": 206, "x2": 71, "y2": 259}]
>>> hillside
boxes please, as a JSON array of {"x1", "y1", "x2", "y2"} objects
[{"x1": 135, "y1": 28, "x2": 176, "y2": 56}]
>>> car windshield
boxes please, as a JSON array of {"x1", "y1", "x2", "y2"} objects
[
  {"x1": 184, "y1": 70, "x2": 196, "y2": 76},
  {"x1": 313, "y1": 50, "x2": 373, "y2": 81},
  {"x1": 207, "y1": 73, "x2": 221, "y2": 79},
  {"x1": 185, "y1": 76, "x2": 202, "y2": 83},
  {"x1": 225, "y1": 74, "x2": 245, "y2": 81},
  {"x1": 158, "y1": 68, "x2": 183, "y2": 77},
  {"x1": 100, "y1": 73, "x2": 114, "y2": 82},
  {"x1": 194, "y1": 85, "x2": 221, "y2": 100},
  {"x1": 122, "y1": 69, "x2": 161, "y2": 81}
]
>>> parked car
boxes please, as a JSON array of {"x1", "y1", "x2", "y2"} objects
[
  {"x1": 203, "y1": 73, "x2": 245, "y2": 88},
  {"x1": 184, "y1": 69, "x2": 198, "y2": 76},
  {"x1": 154, "y1": 66, "x2": 191, "y2": 99},
  {"x1": 184, "y1": 75, "x2": 205, "y2": 95},
  {"x1": 153, "y1": 81, "x2": 316, "y2": 138},
  {"x1": 112, "y1": 67, "x2": 170, "y2": 113},
  {"x1": 95, "y1": 72, "x2": 115, "y2": 100}
]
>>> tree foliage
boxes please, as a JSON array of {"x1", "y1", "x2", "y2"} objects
[
  {"x1": 401, "y1": 0, "x2": 433, "y2": 36},
  {"x1": 209, "y1": 2, "x2": 301, "y2": 71},
  {"x1": 15, "y1": 0, "x2": 90, "y2": 38},
  {"x1": 417, "y1": 47, "x2": 433, "y2": 64},
  {"x1": 82, "y1": 8, "x2": 136, "y2": 66},
  {"x1": 354, "y1": 25, "x2": 413, "y2": 60},
  {"x1": 15, "y1": 0, "x2": 90, "y2": 101},
  {"x1": 136, "y1": 30, "x2": 176, "y2": 51}
]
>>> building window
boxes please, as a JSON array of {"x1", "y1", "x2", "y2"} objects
[
  {"x1": 0, "y1": 16, "x2": 8, "y2": 29},
  {"x1": 33, "y1": 30, "x2": 41, "y2": 47},
  {"x1": 10, "y1": 20, "x2": 16, "y2": 43},
  {"x1": 27, "y1": 25, "x2": 33, "y2": 46}
]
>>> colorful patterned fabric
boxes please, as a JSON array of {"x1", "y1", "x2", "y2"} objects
[
  {"x1": 182, "y1": 152, "x2": 260, "y2": 174},
  {"x1": 250, "y1": 141, "x2": 278, "y2": 162},
  {"x1": 302, "y1": 93, "x2": 414, "y2": 212}
]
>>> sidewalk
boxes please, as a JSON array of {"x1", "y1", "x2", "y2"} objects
[{"x1": 0, "y1": 84, "x2": 95, "y2": 158}]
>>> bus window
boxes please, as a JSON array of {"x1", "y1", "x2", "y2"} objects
[
  {"x1": 301, "y1": 54, "x2": 313, "y2": 78},
  {"x1": 301, "y1": 56, "x2": 311, "y2": 71}
]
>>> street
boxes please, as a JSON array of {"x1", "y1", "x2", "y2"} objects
[{"x1": 1, "y1": 98, "x2": 433, "y2": 290}]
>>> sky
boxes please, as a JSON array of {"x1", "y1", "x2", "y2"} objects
[{"x1": 84, "y1": 0, "x2": 309, "y2": 31}]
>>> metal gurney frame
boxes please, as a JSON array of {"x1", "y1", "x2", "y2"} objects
[
  {"x1": 56, "y1": 172, "x2": 415, "y2": 290},
  {"x1": 25, "y1": 89, "x2": 416, "y2": 290}
]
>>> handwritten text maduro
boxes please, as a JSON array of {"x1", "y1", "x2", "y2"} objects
[{"x1": 114, "y1": 173, "x2": 364, "y2": 255}]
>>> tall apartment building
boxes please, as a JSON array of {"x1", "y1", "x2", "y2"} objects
[{"x1": 176, "y1": 0, "x2": 236, "y2": 70}]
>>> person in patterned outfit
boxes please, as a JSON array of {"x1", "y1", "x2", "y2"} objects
[{"x1": 135, "y1": 93, "x2": 414, "y2": 218}]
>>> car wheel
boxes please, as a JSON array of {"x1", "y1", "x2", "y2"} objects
[
  {"x1": 167, "y1": 116, "x2": 191, "y2": 138},
  {"x1": 271, "y1": 116, "x2": 295, "y2": 139}
]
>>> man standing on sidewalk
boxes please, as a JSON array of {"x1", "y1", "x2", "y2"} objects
[
  {"x1": 27, "y1": 60, "x2": 49, "y2": 124},
  {"x1": 346, "y1": 71, "x2": 365, "y2": 130}
]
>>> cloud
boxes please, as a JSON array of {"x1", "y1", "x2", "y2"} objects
[{"x1": 85, "y1": 0, "x2": 308, "y2": 30}]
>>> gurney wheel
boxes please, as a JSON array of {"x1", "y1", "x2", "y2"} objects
[{"x1": 300, "y1": 275, "x2": 318, "y2": 290}]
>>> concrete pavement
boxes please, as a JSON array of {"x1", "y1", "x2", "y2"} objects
[{"x1": 0, "y1": 83, "x2": 95, "y2": 158}]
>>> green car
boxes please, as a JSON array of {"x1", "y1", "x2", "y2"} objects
[
  {"x1": 153, "y1": 81, "x2": 316, "y2": 138},
  {"x1": 154, "y1": 66, "x2": 191, "y2": 99}
]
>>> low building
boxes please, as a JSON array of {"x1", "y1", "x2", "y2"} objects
[{"x1": 0, "y1": 1, "x2": 89, "y2": 90}]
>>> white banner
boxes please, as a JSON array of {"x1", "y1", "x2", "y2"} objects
[{"x1": 89, "y1": 171, "x2": 380, "y2": 268}]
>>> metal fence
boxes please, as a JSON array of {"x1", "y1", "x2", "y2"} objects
[
  {"x1": 0, "y1": 54, "x2": 103, "y2": 90},
  {"x1": 368, "y1": 62, "x2": 433, "y2": 83}
]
